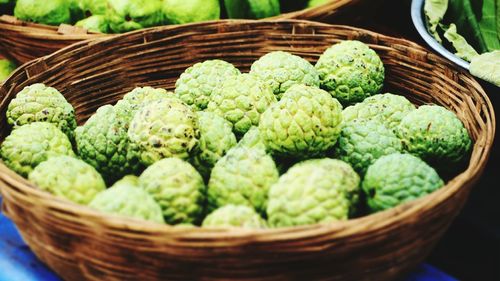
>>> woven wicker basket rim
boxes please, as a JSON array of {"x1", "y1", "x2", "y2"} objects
[
  {"x1": 0, "y1": 0, "x2": 363, "y2": 38},
  {"x1": 0, "y1": 19, "x2": 495, "y2": 240}
]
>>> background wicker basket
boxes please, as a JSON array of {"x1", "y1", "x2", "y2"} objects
[
  {"x1": 0, "y1": 0, "x2": 378, "y2": 64},
  {"x1": 0, "y1": 20, "x2": 495, "y2": 281}
]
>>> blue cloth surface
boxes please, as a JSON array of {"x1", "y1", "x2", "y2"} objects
[{"x1": 0, "y1": 198, "x2": 456, "y2": 281}]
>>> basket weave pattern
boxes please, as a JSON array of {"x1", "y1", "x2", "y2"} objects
[{"x1": 0, "y1": 20, "x2": 495, "y2": 281}]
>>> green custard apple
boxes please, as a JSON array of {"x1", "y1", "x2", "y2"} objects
[
  {"x1": 250, "y1": 51, "x2": 320, "y2": 99},
  {"x1": 75, "y1": 105, "x2": 141, "y2": 184},
  {"x1": 267, "y1": 158, "x2": 356, "y2": 227},
  {"x1": 0, "y1": 122, "x2": 75, "y2": 177},
  {"x1": 224, "y1": 0, "x2": 280, "y2": 19},
  {"x1": 300, "y1": 158, "x2": 360, "y2": 216},
  {"x1": 6, "y1": 83, "x2": 77, "y2": 139},
  {"x1": 236, "y1": 126, "x2": 294, "y2": 175},
  {"x1": 175, "y1": 60, "x2": 240, "y2": 110},
  {"x1": 139, "y1": 158, "x2": 205, "y2": 224},
  {"x1": 113, "y1": 174, "x2": 140, "y2": 186},
  {"x1": 334, "y1": 119, "x2": 402, "y2": 175},
  {"x1": 259, "y1": 84, "x2": 343, "y2": 158},
  {"x1": 236, "y1": 126, "x2": 266, "y2": 150},
  {"x1": 207, "y1": 73, "x2": 277, "y2": 136},
  {"x1": 75, "y1": 15, "x2": 110, "y2": 33},
  {"x1": 163, "y1": 0, "x2": 220, "y2": 24},
  {"x1": 202, "y1": 205, "x2": 267, "y2": 229},
  {"x1": 128, "y1": 98, "x2": 200, "y2": 166},
  {"x1": 207, "y1": 147, "x2": 279, "y2": 214},
  {"x1": 396, "y1": 105, "x2": 472, "y2": 166},
  {"x1": 190, "y1": 111, "x2": 237, "y2": 179},
  {"x1": 0, "y1": 59, "x2": 16, "y2": 82},
  {"x1": 28, "y1": 156, "x2": 106, "y2": 205},
  {"x1": 362, "y1": 153, "x2": 444, "y2": 212},
  {"x1": 89, "y1": 177, "x2": 164, "y2": 223},
  {"x1": 342, "y1": 93, "x2": 416, "y2": 131},
  {"x1": 315, "y1": 40, "x2": 385, "y2": 105},
  {"x1": 78, "y1": 0, "x2": 108, "y2": 16},
  {"x1": 14, "y1": 0, "x2": 71, "y2": 25},
  {"x1": 114, "y1": 86, "x2": 171, "y2": 122},
  {"x1": 107, "y1": 0, "x2": 163, "y2": 33}
]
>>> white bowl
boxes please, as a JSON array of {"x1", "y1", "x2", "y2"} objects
[{"x1": 411, "y1": 0, "x2": 470, "y2": 69}]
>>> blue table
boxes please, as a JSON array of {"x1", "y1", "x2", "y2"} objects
[{"x1": 0, "y1": 198, "x2": 457, "y2": 281}]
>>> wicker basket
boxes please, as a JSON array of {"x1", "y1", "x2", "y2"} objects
[
  {"x1": 0, "y1": 20, "x2": 495, "y2": 281},
  {"x1": 0, "y1": 0, "x2": 378, "y2": 64}
]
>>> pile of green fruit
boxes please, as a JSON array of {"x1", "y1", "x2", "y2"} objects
[
  {"x1": 1, "y1": 0, "x2": 330, "y2": 34},
  {"x1": 0, "y1": 40, "x2": 472, "y2": 229}
]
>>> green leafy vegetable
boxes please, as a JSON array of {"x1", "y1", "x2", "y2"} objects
[
  {"x1": 443, "y1": 23, "x2": 480, "y2": 61},
  {"x1": 478, "y1": 0, "x2": 500, "y2": 51},
  {"x1": 470, "y1": 50, "x2": 500, "y2": 86},
  {"x1": 496, "y1": 0, "x2": 500, "y2": 41},
  {"x1": 425, "y1": 0, "x2": 449, "y2": 43},
  {"x1": 446, "y1": 0, "x2": 488, "y2": 53}
]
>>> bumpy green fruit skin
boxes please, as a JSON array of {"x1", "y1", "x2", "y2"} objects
[
  {"x1": 75, "y1": 15, "x2": 110, "y2": 33},
  {"x1": 207, "y1": 74, "x2": 277, "y2": 136},
  {"x1": 342, "y1": 93, "x2": 416, "y2": 131},
  {"x1": 115, "y1": 87, "x2": 170, "y2": 122},
  {"x1": 90, "y1": 179, "x2": 164, "y2": 223},
  {"x1": 202, "y1": 205, "x2": 267, "y2": 228},
  {"x1": 1, "y1": 122, "x2": 75, "y2": 177},
  {"x1": 113, "y1": 175, "x2": 140, "y2": 187},
  {"x1": 259, "y1": 84, "x2": 343, "y2": 158},
  {"x1": 75, "y1": 105, "x2": 141, "y2": 184},
  {"x1": 175, "y1": 60, "x2": 240, "y2": 111},
  {"x1": 128, "y1": 98, "x2": 200, "y2": 166},
  {"x1": 267, "y1": 158, "x2": 355, "y2": 227},
  {"x1": 139, "y1": 158, "x2": 205, "y2": 224},
  {"x1": 315, "y1": 40, "x2": 385, "y2": 105},
  {"x1": 107, "y1": 0, "x2": 163, "y2": 33},
  {"x1": 300, "y1": 158, "x2": 360, "y2": 216},
  {"x1": 163, "y1": 0, "x2": 220, "y2": 24},
  {"x1": 7, "y1": 83, "x2": 77, "y2": 139},
  {"x1": 362, "y1": 153, "x2": 444, "y2": 212},
  {"x1": 14, "y1": 0, "x2": 71, "y2": 25},
  {"x1": 236, "y1": 127, "x2": 293, "y2": 175},
  {"x1": 334, "y1": 119, "x2": 402, "y2": 175},
  {"x1": 225, "y1": 0, "x2": 280, "y2": 19},
  {"x1": 207, "y1": 147, "x2": 279, "y2": 214},
  {"x1": 28, "y1": 156, "x2": 106, "y2": 205},
  {"x1": 190, "y1": 112, "x2": 237, "y2": 179},
  {"x1": 250, "y1": 51, "x2": 320, "y2": 99},
  {"x1": 78, "y1": 0, "x2": 107, "y2": 15},
  {"x1": 0, "y1": 59, "x2": 16, "y2": 82},
  {"x1": 396, "y1": 105, "x2": 472, "y2": 166},
  {"x1": 236, "y1": 126, "x2": 266, "y2": 150}
]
